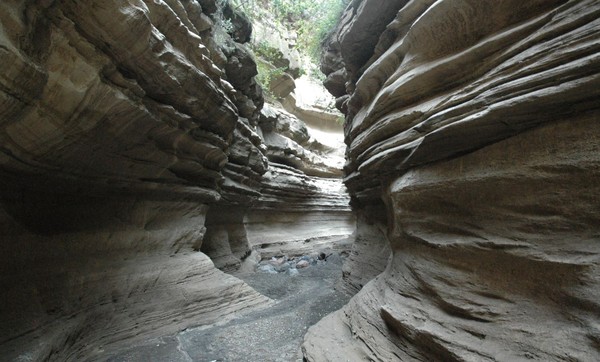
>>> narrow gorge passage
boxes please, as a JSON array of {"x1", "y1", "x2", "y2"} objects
[
  {"x1": 1, "y1": 0, "x2": 599, "y2": 361},
  {"x1": 107, "y1": 254, "x2": 352, "y2": 362},
  {"x1": 1, "y1": 1, "x2": 358, "y2": 360}
]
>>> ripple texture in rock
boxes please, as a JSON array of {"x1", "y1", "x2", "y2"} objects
[{"x1": 305, "y1": 0, "x2": 600, "y2": 360}]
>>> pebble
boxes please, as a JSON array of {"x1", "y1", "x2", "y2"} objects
[
  {"x1": 276, "y1": 263, "x2": 291, "y2": 273},
  {"x1": 296, "y1": 260, "x2": 309, "y2": 269},
  {"x1": 269, "y1": 257, "x2": 286, "y2": 266},
  {"x1": 258, "y1": 264, "x2": 277, "y2": 274},
  {"x1": 256, "y1": 253, "x2": 325, "y2": 274}
]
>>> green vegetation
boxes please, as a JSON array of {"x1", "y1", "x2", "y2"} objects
[
  {"x1": 231, "y1": 0, "x2": 349, "y2": 62},
  {"x1": 255, "y1": 60, "x2": 286, "y2": 98},
  {"x1": 227, "y1": 0, "x2": 348, "y2": 102},
  {"x1": 253, "y1": 41, "x2": 285, "y2": 65},
  {"x1": 213, "y1": 0, "x2": 237, "y2": 51},
  {"x1": 252, "y1": 41, "x2": 287, "y2": 98}
]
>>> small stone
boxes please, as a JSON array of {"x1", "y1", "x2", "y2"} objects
[
  {"x1": 296, "y1": 260, "x2": 309, "y2": 269},
  {"x1": 288, "y1": 268, "x2": 299, "y2": 276},
  {"x1": 275, "y1": 262, "x2": 291, "y2": 273},
  {"x1": 258, "y1": 264, "x2": 277, "y2": 274},
  {"x1": 269, "y1": 257, "x2": 286, "y2": 266}
]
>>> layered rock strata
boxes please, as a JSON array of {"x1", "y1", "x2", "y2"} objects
[
  {"x1": 305, "y1": 0, "x2": 600, "y2": 360},
  {"x1": 0, "y1": 193, "x2": 269, "y2": 361},
  {"x1": 0, "y1": 0, "x2": 351, "y2": 360}
]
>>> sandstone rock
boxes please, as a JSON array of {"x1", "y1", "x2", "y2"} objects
[
  {"x1": 259, "y1": 105, "x2": 343, "y2": 177},
  {"x1": 338, "y1": 206, "x2": 391, "y2": 295},
  {"x1": 251, "y1": 20, "x2": 302, "y2": 78},
  {"x1": 181, "y1": 0, "x2": 213, "y2": 32},
  {"x1": 222, "y1": 1, "x2": 252, "y2": 43},
  {"x1": 269, "y1": 71, "x2": 296, "y2": 99},
  {"x1": 0, "y1": 0, "x2": 352, "y2": 359},
  {"x1": 197, "y1": 0, "x2": 218, "y2": 15},
  {"x1": 323, "y1": 68, "x2": 347, "y2": 98},
  {"x1": 305, "y1": 0, "x2": 600, "y2": 360},
  {"x1": 199, "y1": 205, "x2": 253, "y2": 272},
  {"x1": 330, "y1": 0, "x2": 412, "y2": 82},
  {"x1": 0, "y1": 193, "x2": 271, "y2": 361},
  {"x1": 260, "y1": 104, "x2": 310, "y2": 143}
]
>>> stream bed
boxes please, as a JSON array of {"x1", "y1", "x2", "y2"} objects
[{"x1": 106, "y1": 252, "x2": 351, "y2": 362}]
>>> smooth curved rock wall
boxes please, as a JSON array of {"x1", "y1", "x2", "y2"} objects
[{"x1": 306, "y1": 0, "x2": 600, "y2": 360}]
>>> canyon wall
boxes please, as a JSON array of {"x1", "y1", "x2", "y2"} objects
[
  {"x1": 305, "y1": 0, "x2": 600, "y2": 360},
  {"x1": 0, "y1": 1, "x2": 351, "y2": 360}
]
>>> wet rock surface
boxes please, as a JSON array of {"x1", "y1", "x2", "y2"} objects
[{"x1": 105, "y1": 252, "x2": 351, "y2": 362}]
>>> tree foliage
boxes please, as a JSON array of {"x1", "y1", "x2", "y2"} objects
[{"x1": 231, "y1": 0, "x2": 349, "y2": 61}]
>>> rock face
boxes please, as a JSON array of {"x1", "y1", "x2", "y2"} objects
[
  {"x1": 0, "y1": 1, "x2": 351, "y2": 360},
  {"x1": 305, "y1": 0, "x2": 600, "y2": 360}
]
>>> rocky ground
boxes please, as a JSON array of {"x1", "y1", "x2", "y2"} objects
[{"x1": 104, "y1": 252, "x2": 351, "y2": 362}]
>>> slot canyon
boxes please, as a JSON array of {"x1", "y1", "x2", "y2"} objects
[{"x1": 0, "y1": 0, "x2": 599, "y2": 361}]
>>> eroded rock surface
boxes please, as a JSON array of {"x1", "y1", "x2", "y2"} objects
[
  {"x1": 0, "y1": 1, "x2": 351, "y2": 360},
  {"x1": 107, "y1": 252, "x2": 352, "y2": 362},
  {"x1": 305, "y1": 0, "x2": 600, "y2": 360}
]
